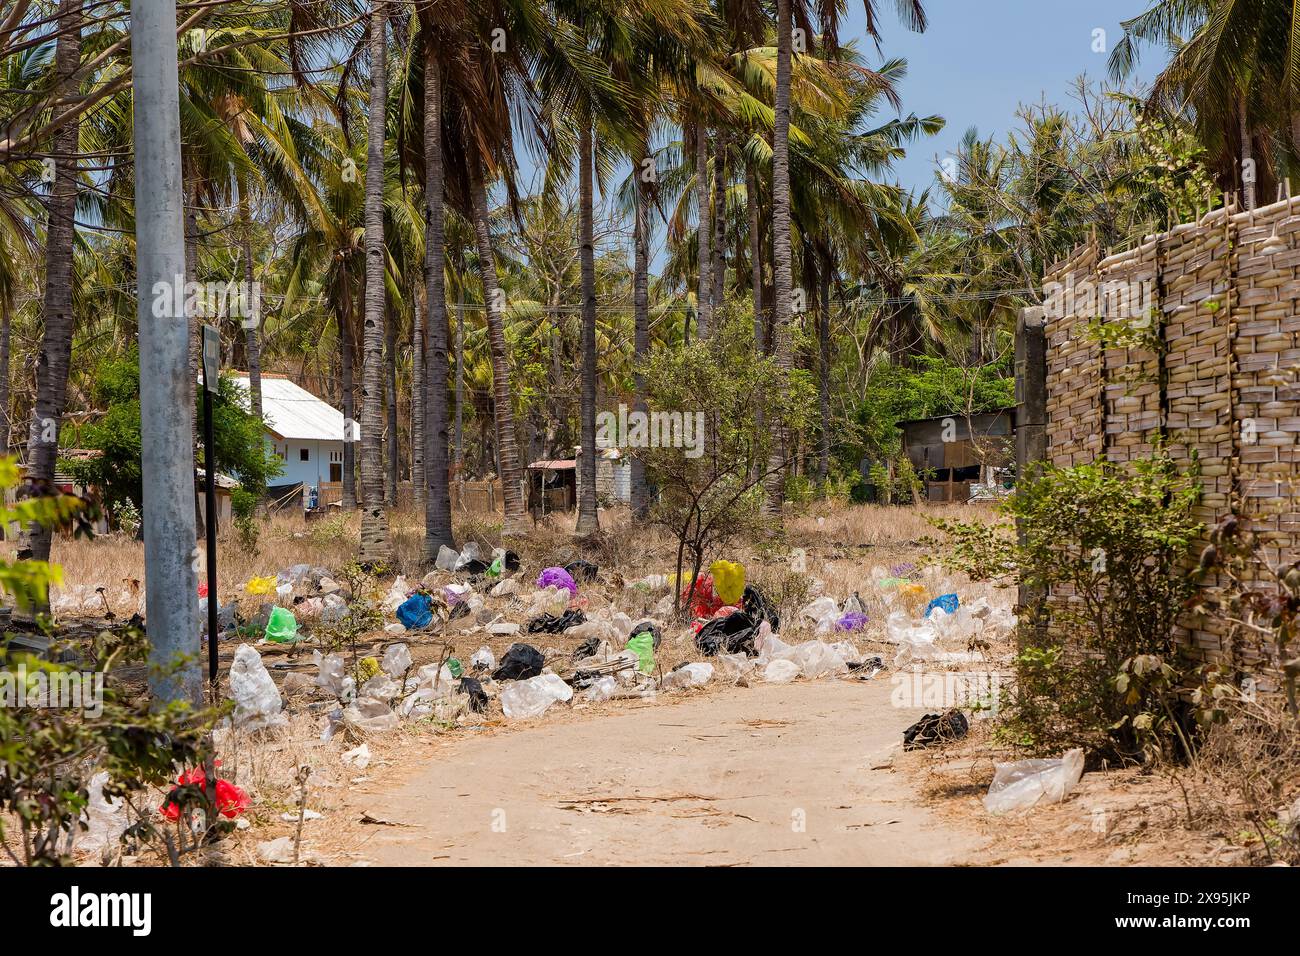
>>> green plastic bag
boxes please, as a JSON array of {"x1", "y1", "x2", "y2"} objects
[
  {"x1": 487, "y1": 557, "x2": 503, "y2": 578},
  {"x1": 446, "y1": 657, "x2": 464, "y2": 678},
  {"x1": 626, "y1": 633, "x2": 654, "y2": 674},
  {"x1": 264, "y1": 605, "x2": 299, "y2": 643}
]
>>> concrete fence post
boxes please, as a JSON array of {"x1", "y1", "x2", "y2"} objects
[{"x1": 1014, "y1": 306, "x2": 1048, "y2": 644}]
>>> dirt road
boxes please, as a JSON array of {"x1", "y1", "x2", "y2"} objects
[{"x1": 347, "y1": 680, "x2": 990, "y2": 866}]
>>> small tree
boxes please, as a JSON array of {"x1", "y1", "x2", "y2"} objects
[
  {"x1": 66, "y1": 351, "x2": 281, "y2": 521},
  {"x1": 934, "y1": 455, "x2": 1202, "y2": 760},
  {"x1": 638, "y1": 306, "x2": 812, "y2": 617}
]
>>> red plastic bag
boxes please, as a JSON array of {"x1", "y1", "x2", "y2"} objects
[
  {"x1": 680, "y1": 574, "x2": 722, "y2": 619},
  {"x1": 160, "y1": 764, "x2": 249, "y2": 821}
]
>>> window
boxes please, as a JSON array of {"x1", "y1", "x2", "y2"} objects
[
  {"x1": 329, "y1": 463, "x2": 342, "y2": 482},
  {"x1": 300, "y1": 448, "x2": 310, "y2": 462}
]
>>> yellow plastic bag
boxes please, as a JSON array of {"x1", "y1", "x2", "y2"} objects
[
  {"x1": 709, "y1": 560, "x2": 746, "y2": 606},
  {"x1": 898, "y1": 582, "x2": 927, "y2": 615},
  {"x1": 245, "y1": 575, "x2": 277, "y2": 596}
]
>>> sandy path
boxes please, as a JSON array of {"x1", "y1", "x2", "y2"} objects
[{"x1": 348, "y1": 680, "x2": 990, "y2": 866}]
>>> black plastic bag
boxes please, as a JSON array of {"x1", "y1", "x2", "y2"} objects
[
  {"x1": 695, "y1": 610, "x2": 759, "y2": 657},
  {"x1": 492, "y1": 643, "x2": 545, "y2": 681},
  {"x1": 458, "y1": 677, "x2": 489, "y2": 713},
  {"x1": 903, "y1": 709, "x2": 969, "y2": 750},
  {"x1": 742, "y1": 584, "x2": 780, "y2": 631},
  {"x1": 565, "y1": 559, "x2": 599, "y2": 583},
  {"x1": 526, "y1": 608, "x2": 586, "y2": 634}
]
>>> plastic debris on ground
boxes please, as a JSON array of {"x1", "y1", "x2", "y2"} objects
[
  {"x1": 161, "y1": 766, "x2": 249, "y2": 821},
  {"x1": 229, "y1": 644, "x2": 286, "y2": 731},
  {"x1": 263, "y1": 605, "x2": 299, "y2": 644},
  {"x1": 77, "y1": 771, "x2": 127, "y2": 854},
  {"x1": 983, "y1": 748, "x2": 1085, "y2": 814},
  {"x1": 435, "y1": 545, "x2": 459, "y2": 571},
  {"x1": 343, "y1": 696, "x2": 400, "y2": 734},
  {"x1": 245, "y1": 575, "x2": 277, "y2": 596},
  {"x1": 564, "y1": 559, "x2": 599, "y2": 583},
  {"x1": 527, "y1": 607, "x2": 586, "y2": 634},
  {"x1": 492, "y1": 643, "x2": 545, "y2": 681},
  {"x1": 708, "y1": 560, "x2": 745, "y2": 605},
  {"x1": 470, "y1": 646, "x2": 496, "y2": 672},
  {"x1": 763, "y1": 659, "x2": 799, "y2": 683},
  {"x1": 695, "y1": 609, "x2": 760, "y2": 656},
  {"x1": 396, "y1": 592, "x2": 434, "y2": 630},
  {"x1": 924, "y1": 593, "x2": 959, "y2": 618},
  {"x1": 500, "y1": 672, "x2": 573, "y2": 719},
  {"x1": 536, "y1": 566, "x2": 577, "y2": 595},
  {"x1": 583, "y1": 675, "x2": 618, "y2": 701},
  {"x1": 662, "y1": 662, "x2": 713, "y2": 690},
  {"x1": 625, "y1": 630, "x2": 655, "y2": 673},
  {"x1": 381, "y1": 642, "x2": 412, "y2": 677},
  {"x1": 458, "y1": 677, "x2": 489, "y2": 712},
  {"x1": 903, "y1": 709, "x2": 970, "y2": 750}
]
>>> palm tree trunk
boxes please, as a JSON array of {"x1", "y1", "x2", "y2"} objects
[
  {"x1": 340, "y1": 297, "x2": 357, "y2": 509},
  {"x1": 765, "y1": 0, "x2": 794, "y2": 520},
  {"x1": 0, "y1": 299, "x2": 10, "y2": 455},
  {"x1": 817, "y1": 251, "x2": 832, "y2": 484},
  {"x1": 384, "y1": 298, "x2": 399, "y2": 506},
  {"x1": 422, "y1": 48, "x2": 453, "y2": 556},
  {"x1": 575, "y1": 120, "x2": 600, "y2": 534},
  {"x1": 695, "y1": 124, "x2": 713, "y2": 339},
  {"x1": 746, "y1": 161, "x2": 763, "y2": 347},
  {"x1": 23, "y1": 0, "x2": 80, "y2": 565},
  {"x1": 630, "y1": 173, "x2": 651, "y2": 518},
  {"x1": 359, "y1": 1, "x2": 391, "y2": 562},
  {"x1": 468, "y1": 158, "x2": 527, "y2": 534},
  {"x1": 711, "y1": 137, "x2": 727, "y2": 312},
  {"x1": 411, "y1": 284, "x2": 425, "y2": 508},
  {"x1": 238, "y1": 183, "x2": 262, "y2": 424},
  {"x1": 454, "y1": 302, "x2": 464, "y2": 475}
]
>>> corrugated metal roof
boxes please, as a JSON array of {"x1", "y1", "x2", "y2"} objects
[{"x1": 231, "y1": 375, "x2": 359, "y2": 442}]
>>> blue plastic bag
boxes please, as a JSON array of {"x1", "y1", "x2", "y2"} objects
[
  {"x1": 396, "y1": 592, "x2": 434, "y2": 630},
  {"x1": 924, "y1": 593, "x2": 959, "y2": 618}
]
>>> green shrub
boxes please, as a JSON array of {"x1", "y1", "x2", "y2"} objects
[{"x1": 934, "y1": 455, "x2": 1203, "y2": 761}]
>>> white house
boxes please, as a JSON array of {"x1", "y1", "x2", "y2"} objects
[{"x1": 230, "y1": 374, "x2": 358, "y2": 492}]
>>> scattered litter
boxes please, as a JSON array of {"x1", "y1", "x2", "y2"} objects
[
  {"x1": 564, "y1": 560, "x2": 599, "y2": 583},
  {"x1": 583, "y1": 676, "x2": 618, "y2": 701},
  {"x1": 435, "y1": 545, "x2": 459, "y2": 571},
  {"x1": 343, "y1": 697, "x2": 400, "y2": 734},
  {"x1": 458, "y1": 677, "x2": 489, "y2": 713},
  {"x1": 263, "y1": 606, "x2": 299, "y2": 644},
  {"x1": 229, "y1": 644, "x2": 286, "y2": 730},
  {"x1": 492, "y1": 643, "x2": 545, "y2": 681},
  {"x1": 381, "y1": 643, "x2": 412, "y2": 677},
  {"x1": 625, "y1": 630, "x2": 655, "y2": 673},
  {"x1": 500, "y1": 673, "x2": 573, "y2": 719},
  {"x1": 903, "y1": 710, "x2": 970, "y2": 750},
  {"x1": 527, "y1": 608, "x2": 586, "y2": 634},
  {"x1": 257, "y1": 836, "x2": 296, "y2": 864},
  {"x1": 396, "y1": 593, "x2": 434, "y2": 630},
  {"x1": 341, "y1": 743, "x2": 371, "y2": 769},
  {"x1": 762, "y1": 659, "x2": 800, "y2": 683},
  {"x1": 537, "y1": 567, "x2": 577, "y2": 595},
  {"x1": 77, "y1": 771, "x2": 126, "y2": 854},
  {"x1": 709, "y1": 560, "x2": 745, "y2": 605},
  {"x1": 629, "y1": 619, "x2": 662, "y2": 651},
  {"x1": 470, "y1": 646, "x2": 497, "y2": 672},
  {"x1": 983, "y1": 749, "x2": 1085, "y2": 814},
  {"x1": 662, "y1": 662, "x2": 713, "y2": 690},
  {"x1": 924, "y1": 593, "x2": 959, "y2": 618}
]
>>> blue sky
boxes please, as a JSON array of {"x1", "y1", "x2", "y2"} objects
[{"x1": 841, "y1": 0, "x2": 1164, "y2": 194}]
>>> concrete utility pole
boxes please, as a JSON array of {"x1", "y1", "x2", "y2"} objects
[{"x1": 133, "y1": 0, "x2": 201, "y2": 706}]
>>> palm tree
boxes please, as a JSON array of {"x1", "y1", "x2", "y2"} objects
[
  {"x1": 360, "y1": 1, "x2": 392, "y2": 563},
  {"x1": 419, "y1": 12, "x2": 453, "y2": 556},
  {"x1": 764, "y1": 0, "x2": 927, "y2": 517},
  {"x1": 23, "y1": 0, "x2": 82, "y2": 566}
]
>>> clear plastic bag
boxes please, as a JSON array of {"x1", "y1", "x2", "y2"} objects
[{"x1": 983, "y1": 748, "x2": 1085, "y2": 814}]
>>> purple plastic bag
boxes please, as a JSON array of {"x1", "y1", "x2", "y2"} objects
[
  {"x1": 837, "y1": 611, "x2": 869, "y2": 632},
  {"x1": 536, "y1": 566, "x2": 577, "y2": 595}
]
